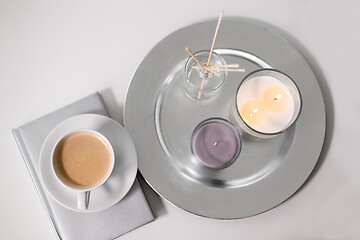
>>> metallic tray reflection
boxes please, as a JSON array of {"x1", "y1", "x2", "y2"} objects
[{"x1": 124, "y1": 19, "x2": 326, "y2": 219}]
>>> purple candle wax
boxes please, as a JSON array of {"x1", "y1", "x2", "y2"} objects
[{"x1": 192, "y1": 119, "x2": 241, "y2": 169}]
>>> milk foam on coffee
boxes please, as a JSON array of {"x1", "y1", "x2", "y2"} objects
[{"x1": 53, "y1": 131, "x2": 112, "y2": 189}]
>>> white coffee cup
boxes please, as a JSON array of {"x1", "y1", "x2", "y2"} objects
[{"x1": 51, "y1": 129, "x2": 115, "y2": 210}]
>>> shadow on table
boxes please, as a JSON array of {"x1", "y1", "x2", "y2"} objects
[
  {"x1": 137, "y1": 172, "x2": 167, "y2": 218},
  {"x1": 100, "y1": 87, "x2": 167, "y2": 218},
  {"x1": 100, "y1": 88, "x2": 124, "y2": 125}
]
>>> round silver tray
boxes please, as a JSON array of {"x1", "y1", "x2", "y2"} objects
[{"x1": 124, "y1": 19, "x2": 325, "y2": 219}]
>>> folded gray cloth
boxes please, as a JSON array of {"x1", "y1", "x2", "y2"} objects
[{"x1": 12, "y1": 93, "x2": 154, "y2": 240}]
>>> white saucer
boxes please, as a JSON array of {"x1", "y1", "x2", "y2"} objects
[{"x1": 39, "y1": 114, "x2": 138, "y2": 212}]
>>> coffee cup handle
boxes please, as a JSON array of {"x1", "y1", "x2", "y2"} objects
[{"x1": 77, "y1": 191, "x2": 90, "y2": 210}]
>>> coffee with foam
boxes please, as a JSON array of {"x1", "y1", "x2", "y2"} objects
[{"x1": 53, "y1": 131, "x2": 113, "y2": 189}]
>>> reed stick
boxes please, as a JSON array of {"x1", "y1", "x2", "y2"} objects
[
  {"x1": 197, "y1": 11, "x2": 224, "y2": 99},
  {"x1": 185, "y1": 47, "x2": 206, "y2": 72},
  {"x1": 192, "y1": 64, "x2": 240, "y2": 70},
  {"x1": 208, "y1": 67, "x2": 246, "y2": 72}
]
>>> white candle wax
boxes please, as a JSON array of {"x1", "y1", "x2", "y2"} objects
[{"x1": 237, "y1": 76, "x2": 295, "y2": 133}]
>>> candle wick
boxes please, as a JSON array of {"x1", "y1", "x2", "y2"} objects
[{"x1": 274, "y1": 94, "x2": 282, "y2": 101}]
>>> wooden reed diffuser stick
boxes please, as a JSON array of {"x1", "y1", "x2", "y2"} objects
[
  {"x1": 208, "y1": 67, "x2": 246, "y2": 72},
  {"x1": 192, "y1": 64, "x2": 240, "y2": 70},
  {"x1": 197, "y1": 11, "x2": 224, "y2": 100},
  {"x1": 185, "y1": 47, "x2": 206, "y2": 72},
  {"x1": 209, "y1": 64, "x2": 240, "y2": 68},
  {"x1": 186, "y1": 47, "x2": 221, "y2": 77},
  {"x1": 205, "y1": 67, "x2": 221, "y2": 77}
]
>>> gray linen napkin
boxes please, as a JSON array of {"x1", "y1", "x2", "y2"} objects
[{"x1": 12, "y1": 92, "x2": 154, "y2": 240}]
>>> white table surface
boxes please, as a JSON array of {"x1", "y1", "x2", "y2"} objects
[{"x1": 1, "y1": 0, "x2": 359, "y2": 239}]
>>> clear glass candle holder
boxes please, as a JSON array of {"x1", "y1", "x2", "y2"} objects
[
  {"x1": 191, "y1": 118, "x2": 242, "y2": 169},
  {"x1": 229, "y1": 69, "x2": 302, "y2": 140},
  {"x1": 184, "y1": 51, "x2": 228, "y2": 100}
]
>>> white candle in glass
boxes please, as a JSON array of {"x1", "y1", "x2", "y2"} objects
[{"x1": 236, "y1": 76, "x2": 295, "y2": 133}]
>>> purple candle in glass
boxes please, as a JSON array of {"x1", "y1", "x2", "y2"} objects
[{"x1": 191, "y1": 118, "x2": 242, "y2": 169}]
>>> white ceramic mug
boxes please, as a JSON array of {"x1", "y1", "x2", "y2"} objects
[{"x1": 51, "y1": 129, "x2": 115, "y2": 210}]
